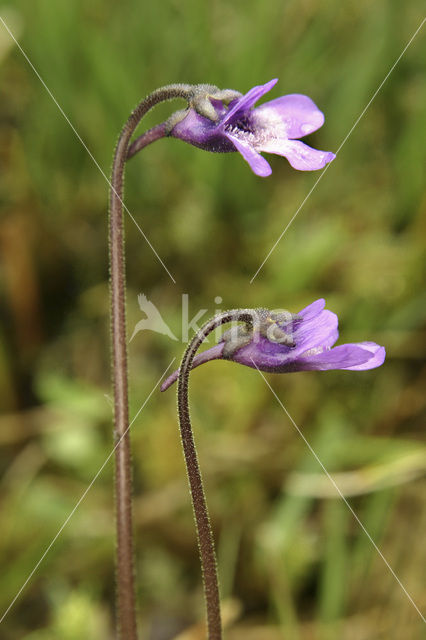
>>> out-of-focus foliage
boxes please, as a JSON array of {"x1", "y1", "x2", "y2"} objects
[{"x1": 0, "y1": 0, "x2": 425, "y2": 638}]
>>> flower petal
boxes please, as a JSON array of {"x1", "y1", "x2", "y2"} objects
[
  {"x1": 260, "y1": 139, "x2": 335, "y2": 171},
  {"x1": 255, "y1": 94, "x2": 326, "y2": 139},
  {"x1": 292, "y1": 343, "x2": 383, "y2": 371},
  {"x1": 227, "y1": 134, "x2": 272, "y2": 176},
  {"x1": 294, "y1": 309, "x2": 339, "y2": 354},
  {"x1": 341, "y1": 342, "x2": 386, "y2": 371},
  {"x1": 160, "y1": 343, "x2": 224, "y2": 391},
  {"x1": 298, "y1": 298, "x2": 326, "y2": 320},
  {"x1": 222, "y1": 79, "x2": 278, "y2": 126}
]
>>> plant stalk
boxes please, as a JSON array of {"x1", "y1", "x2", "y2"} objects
[
  {"x1": 109, "y1": 84, "x2": 195, "y2": 640},
  {"x1": 177, "y1": 310, "x2": 254, "y2": 640}
]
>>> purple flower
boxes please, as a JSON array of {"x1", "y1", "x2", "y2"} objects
[
  {"x1": 161, "y1": 299, "x2": 385, "y2": 391},
  {"x1": 169, "y1": 79, "x2": 336, "y2": 177}
]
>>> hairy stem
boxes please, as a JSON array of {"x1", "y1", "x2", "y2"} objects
[
  {"x1": 126, "y1": 123, "x2": 167, "y2": 160},
  {"x1": 177, "y1": 310, "x2": 254, "y2": 640},
  {"x1": 109, "y1": 84, "x2": 196, "y2": 640}
]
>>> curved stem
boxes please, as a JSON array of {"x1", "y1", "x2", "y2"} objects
[
  {"x1": 109, "y1": 84, "x2": 196, "y2": 640},
  {"x1": 126, "y1": 123, "x2": 167, "y2": 160},
  {"x1": 177, "y1": 310, "x2": 255, "y2": 640}
]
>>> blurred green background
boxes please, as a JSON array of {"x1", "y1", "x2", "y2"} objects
[{"x1": 0, "y1": 1, "x2": 425, "y2": 638}]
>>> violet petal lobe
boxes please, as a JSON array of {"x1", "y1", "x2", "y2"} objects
[
  {"x1": 291, "y1": 308, "x2": 339, "y2": 355},
  {"x1": 341, "y1": 342, "x2": 386, "y2": 371},
  {"x1": 255, "y1": 94, "x2": 325, "y2": 139},
  {"x1": 298, "y1": 298, "x2": 326, "y2": 320},
  {"x1": 290, "y1": 344, "x2": 382, "y2": 372},
  {"x1": 222, "y1": 79, "x2": 278, "y2": 126},
  {"x1": 227, "y1": 134, "x2": 272, "y2": 177},
  {"x1": 259, "y1": 139, "x2": 336, "y2": 171}
]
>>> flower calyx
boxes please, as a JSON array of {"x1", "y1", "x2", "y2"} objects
[
  {"x1": 189, "y1": 85, "x2": 242, "y2": 121},
  {"x1": 222, "y1": 308, "x2": 298, "y2": 358},
  {"x1": 165, "y1": 84, "x2": 242, "y2": 133}
]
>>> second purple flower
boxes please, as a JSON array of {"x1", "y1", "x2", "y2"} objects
[{"x1": 161, "y1": 299, "x2": 385, "y2": 391}]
